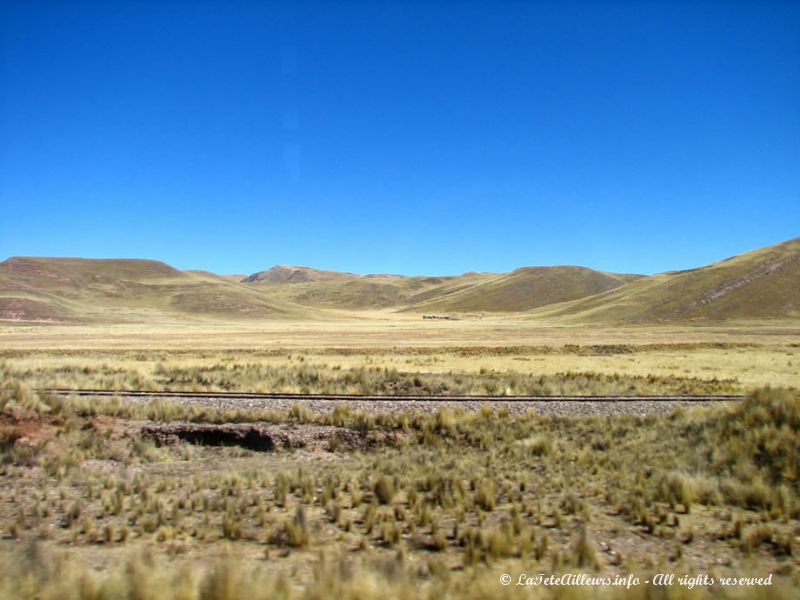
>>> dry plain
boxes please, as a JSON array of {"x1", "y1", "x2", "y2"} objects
[
  {"x1": 1, "y1": 240, "x2": 799, "y2": 599},
  {"x1": 1, "y1": 315, "x2": 799, "y2": 599}
]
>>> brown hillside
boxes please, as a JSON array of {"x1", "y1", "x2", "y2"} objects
[
  {"x1": 0, "y1": 257, "x2": 300, "y2": 322},
  {"x1": 529, "y1": 238, "x2": 800, "y2": 323},
  {"x1": 403, "y1": 267, "x2": 642, "y2": 313},
  {"x1": 243, "y1": 265, "x2": 356, "y2": 284}
]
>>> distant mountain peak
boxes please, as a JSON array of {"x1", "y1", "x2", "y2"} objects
[{"x1": 243, "y1": 265, "x2": 356, "y2": 284}]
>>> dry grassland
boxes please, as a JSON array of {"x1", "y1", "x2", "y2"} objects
[{"x1": 0, "y1": 318, "x2": 798, "y2": 599}]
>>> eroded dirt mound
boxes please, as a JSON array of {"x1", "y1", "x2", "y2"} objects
[{"x1": 140, "y1": 422, "x2": 400, "y2": 452}]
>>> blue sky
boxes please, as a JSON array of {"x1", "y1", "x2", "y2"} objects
[{"x1": 1, "y1": 1, "x2": 798, "y2": 276}]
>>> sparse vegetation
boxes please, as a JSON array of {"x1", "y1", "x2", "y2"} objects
[
  {"x1": 0, "y1": 313, "x2": 797, "y2": 599},
  {"x1": 2, "y1": 237, "x2": 798, "y2": 322},
  {"x1": 4, "y1": 346, "x2": 787, "y2": 396},
  {"x1": 0, "y1": 379, "x2": 798, "y2": 597}
]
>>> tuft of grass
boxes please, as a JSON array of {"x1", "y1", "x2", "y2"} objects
[
  {"x1": 275, "y1": 506, "x2": 309, "y2": 548},
  {"x1": 571, "y1": 528, "x2": 601, "y2": 570},
  {"x1": 373, "y1": 476, "x2": 395, "y2": 505},
  {"x1": 655, "y1": 472, "x2": 695, "y2": 513},
  {"x1": 475, "y1": 481, "x2": 496, "y2": 512}
]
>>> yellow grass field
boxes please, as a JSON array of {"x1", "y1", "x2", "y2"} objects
[
  {"x1": 2, "y1": 316, "x2": 798, "y2": 599},
  {"x1": 3, "y1": 316, "x2": 798, "y2": 390}
]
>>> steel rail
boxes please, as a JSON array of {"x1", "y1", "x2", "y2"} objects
[{"x1": 43, "y1": 388, "x2": 745, "y2": 402}]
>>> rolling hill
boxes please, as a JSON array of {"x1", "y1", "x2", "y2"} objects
[
  {"x1": 242, "y1": 268, "x2": 494, "y2": 310},
  {"x1": 1, "y1": 238, "x2": 797, "y2": 323},
  {"x1": 243, "y1": 265, "x2": 357, "y2": 284},
  {"x1": 0, "y1": 257, "x2": 300, "y2": 322},
  {"x1": 402, "y1": 267, "x2": 642, "y2": 313},
  {"x1": 241, "y1": 265, "x2": 640, "y2": 312},
  {"x1": 528, "y1": 237, "x2": 800, "y2": 323}
]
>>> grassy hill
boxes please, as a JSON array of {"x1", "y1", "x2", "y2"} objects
[
  {"x1": 2, "y1": 238, "x2": 797, "y2": 323},
  {"x1": 402, "y1": 266, "x2": 642, "y2": 313},
  {"x1": 244, "y1": 265, "x2": 357, "y2": 283},
  {"x1": 245, "y1": 270, "x2": 494, "y2": 310},
  {"x1": 529, "y1": 237, "x2": 800, "y2": 323},
  {"x1": 0, "y1": 257, "x2": 300, "y2": 322},
  {"x1": 243, "y1": 265, "x2": 639, "y2": 313}
]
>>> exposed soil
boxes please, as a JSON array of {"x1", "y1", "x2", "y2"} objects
[{"x1": 140, "y1": 421, "x2": 402, "y2": 452}]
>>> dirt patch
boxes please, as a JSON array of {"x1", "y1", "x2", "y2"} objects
[
  {"x1": 0, "y1": 298, "x2": 69, "y2": 322},
  {"x1": 140, "y1": 422, "x2": 402, "y2": 452},
  {"x1": 143, "y1": 423, "x2": 279, "y2": 451},
  {"x1": 0, "y1": 413, "x2": 59, "y2": 449}
]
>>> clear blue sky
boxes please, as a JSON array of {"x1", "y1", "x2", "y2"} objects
[{"x1": 1, "y1": 1, "x2": 798, "y2": 276}]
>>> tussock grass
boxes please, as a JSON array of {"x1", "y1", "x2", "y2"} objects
[
  {"x1": 0, "y1": 542, "x2": 796, "y2": 600},
  {"x1": 0, "y1": 384, "x2": 798, "y2": 596},
  {"x1": 1, "y1": 358, "x2": 740, "y2": 396},
  {"x1": 11, "y1": 333, "x2": 792, "y2": 402}
]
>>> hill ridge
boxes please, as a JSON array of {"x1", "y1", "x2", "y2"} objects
[
  {"x1": 1, "y1": 237, "x2": 797, "y2": 323},
  {"x1": 527, "y1": 237, "x2": 800, "y2": 323}
]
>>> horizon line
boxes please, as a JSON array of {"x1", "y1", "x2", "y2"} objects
[{"x1": 2, "y1": 235, "x2": 796, "y2": 280}]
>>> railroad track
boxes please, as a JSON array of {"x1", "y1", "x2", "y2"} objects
[{"x1": 45, "y1": 389, "x2": 745, "y2": 403}]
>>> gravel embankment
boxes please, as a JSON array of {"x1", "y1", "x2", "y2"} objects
[{"x1": 115, "y1": 396, "x2": 730, "y2": 417}]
